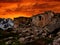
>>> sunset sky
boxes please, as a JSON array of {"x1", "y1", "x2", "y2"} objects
[{"x1": 0, "y1": 0, "x2": 60, "y2": 19}]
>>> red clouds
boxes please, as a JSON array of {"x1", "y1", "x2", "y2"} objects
[{"x1": 0, "y1": 0, "x2": 60, "y2": 19}]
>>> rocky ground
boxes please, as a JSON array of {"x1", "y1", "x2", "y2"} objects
[{"x1": 0, "y1": 11, "x2": 60, "y2": 45}]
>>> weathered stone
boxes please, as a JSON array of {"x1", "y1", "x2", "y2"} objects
[
  {"x1": 5, "y1": 40, "x2": 12, "y2": 45},
  {"x1": 18, "y1": 37, "x2": 25, "y2": 43},
  {"x1": 53, "y1": 36, "x2": 60, "y2": 45}
]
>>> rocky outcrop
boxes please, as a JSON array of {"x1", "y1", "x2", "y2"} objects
[
  {"x1": 0, "y1": 11, "x2": 60, "y2": 45},
  {"x1": 31, "y1": 11, "x2": 54, "y2": 27},
  {"x1": 53, "y1": 36, "x2": 60, "y2": 45},
  {"x1": 13, "y1": 11, "x2": 60, "y2": 44}
]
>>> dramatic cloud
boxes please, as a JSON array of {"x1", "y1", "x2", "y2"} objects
[
  {"x1": 0, "y1": 0, "x2": 60, "y2": 19},
  {"x1": 0, "y1": 0, "x2": 60, "y2": 3}
]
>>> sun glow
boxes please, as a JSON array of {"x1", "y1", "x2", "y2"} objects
[{"x1": 0, "y1": 0, "x2": 60, "y2": 19}]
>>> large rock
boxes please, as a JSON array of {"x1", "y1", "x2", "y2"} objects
[
  {"x1": 14, "y1": 17, "x2": 31, "y2": 29},
  {"x1": 31, "y1": 11, "x2": 54, "y2": 27},
  {"x1": 53, "y1": 36, "x2": 60, "y2": 45}
]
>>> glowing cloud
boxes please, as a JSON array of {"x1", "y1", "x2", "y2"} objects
[{"x1": 0, "y1": 0, "x2": 60, "y2": 19}]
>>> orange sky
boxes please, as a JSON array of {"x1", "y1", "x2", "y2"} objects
[{"x1": 0, "y1": 0, "x2": 60, "y2": 19}]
